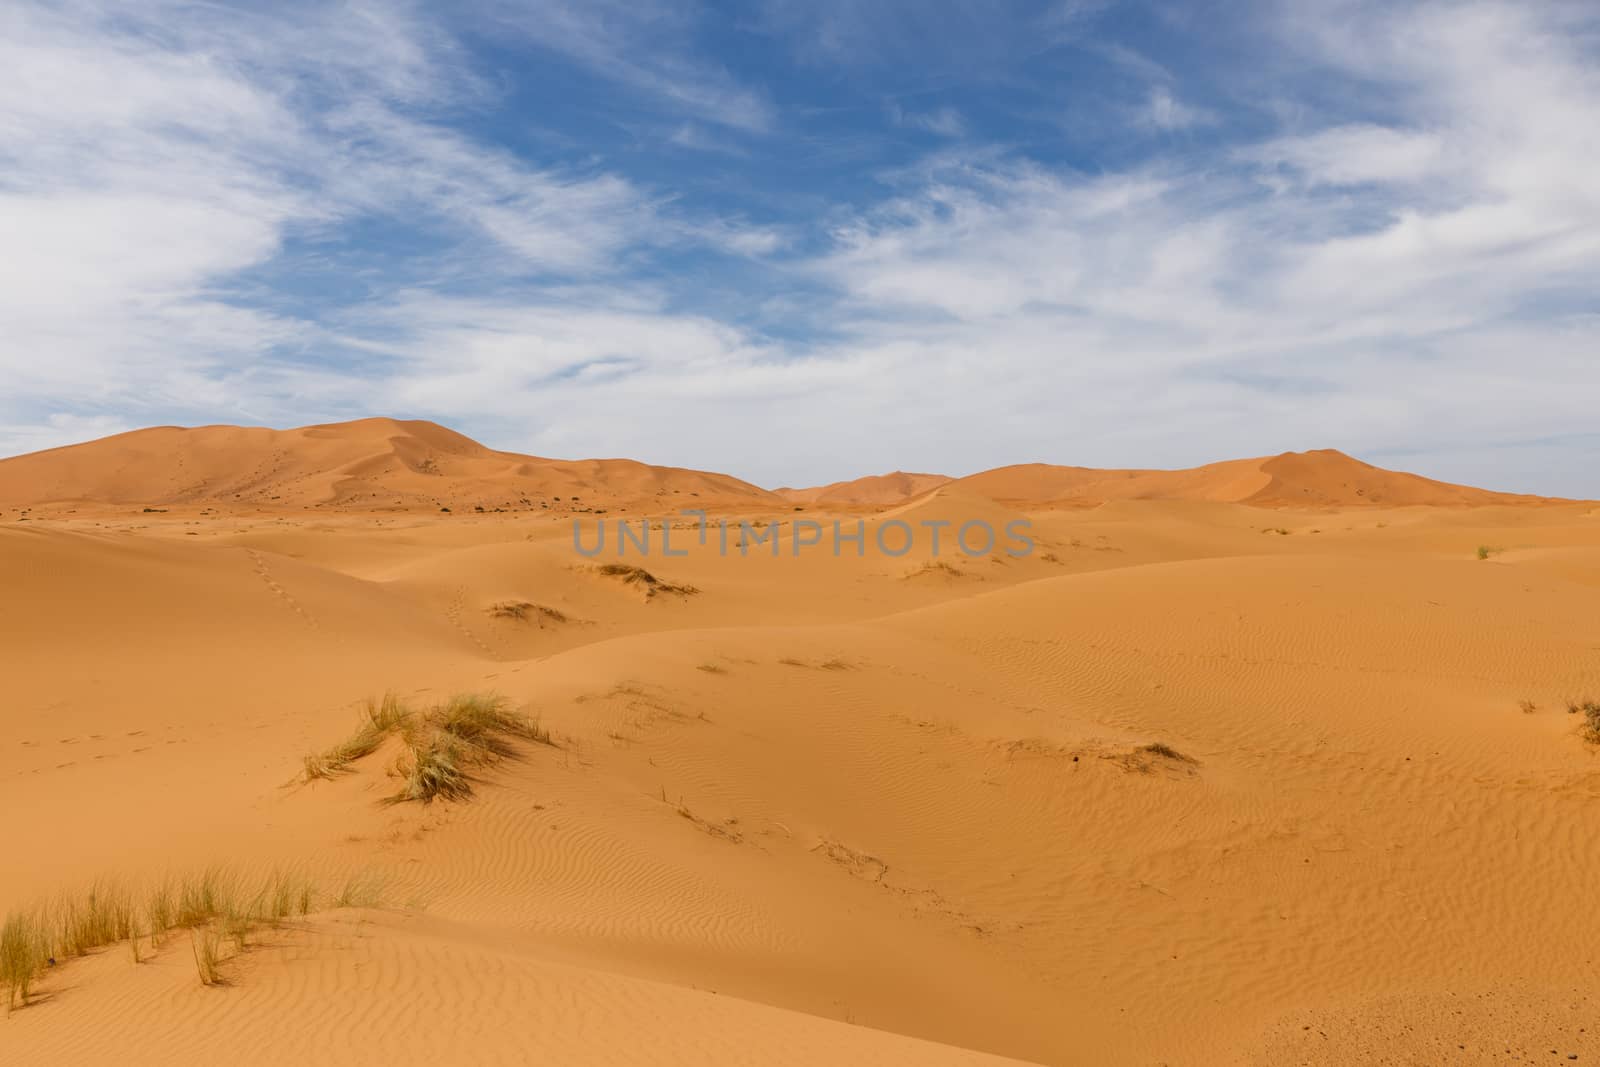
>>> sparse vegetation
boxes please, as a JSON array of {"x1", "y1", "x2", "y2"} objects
[
  {"x1": 302, "y1": 694, "x2": 412, "y2": 781},
  {"x1": 903, "y1": 559, "x2": 965, "y2": 579},
  {"x1": 2, "y1": 867, "x2": 324, "y2": 1009},
  {"x1": 191, "y1": 923, "x2": 223, "y2": 986},
  {"x1": 1139, "y1": 742, "x2": 1193, "y2": 762},
  {"x1": 487, "y1": 601, "x2": 567, "y2": 624},
  {"x1": 395, "y1": 694, "x2": 552, "y2": 804},
  {"x1": 696, "y1": 663, "x2": 727, "y2": 674},
  {"x1": 301, "y1": 693, "x2": 553, "y2": 803},
  {"x1": 1519, "y1": 699, "x2": 1539, "y2": 714},
  {"x1": 1477, "y1": 545, "x2": 1502, "y2": 560},
  {"x1": 594, "y1": 563, "x2": 698, "y2": 598},
  {"x1": 1571, "y1": 699, "x2": 1600, "y2": 741}
]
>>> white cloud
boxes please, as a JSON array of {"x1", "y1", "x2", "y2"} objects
[
  {"x1": 1140, "y1": 86, "x2": 1212, "y2": 131},
  {"x1": 888, "y1": 104, "x2": 967, "y2": 137},
  {"x1": 1, "y1": 0, "x2": 1598, "y2": 499},
  {"x1": 471, "y1": 0, "x2": 774, "y2": 132}
]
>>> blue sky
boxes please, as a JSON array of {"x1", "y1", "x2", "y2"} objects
[{"x1": 2, "y1": 0, "x2": 1598, "y2": 494}]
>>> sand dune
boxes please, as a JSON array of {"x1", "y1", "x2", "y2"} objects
[
  {"x1": 3, "y1": 421, "x2": 1599, "y2": 1064},
  {"x1": 5, "y1": 421, "x2": 1581, "y2": 520},
  {"x1": 776, "y1": 470, "x2": 952, "y2": 506},
  {"x1": 0, "y1": 417, "x2": 777, "y2": 514},
  {"x1": 952, "y1": 448, "x2": 1579, "y2": 508}
]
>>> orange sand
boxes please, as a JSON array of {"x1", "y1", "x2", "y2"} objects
[{"x1": 1, "y1": 419, "x2": 1597, "y2": 1065}]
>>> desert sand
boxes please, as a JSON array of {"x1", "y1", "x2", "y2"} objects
[{"x1": 2, "y1": 418, "x2": 1598, "y2": 1065}]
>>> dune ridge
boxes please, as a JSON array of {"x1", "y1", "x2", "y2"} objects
[
  {"x1": 0, "y1": 420, "x2": 1583, "y2": 516},
  {"x1": 0, "y1": 417, "x2": 778, "y2": 513}
]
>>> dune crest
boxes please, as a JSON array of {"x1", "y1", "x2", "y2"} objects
[
  {"x1": 0, "y1": 421, "x2": 1583, "y2": 514},
  {"x1": 950, "y1": 448, "x2": 1577, "y2": 508},
  {"x1": 777, "y1": 471, "x2": 953, "y2": 506}
]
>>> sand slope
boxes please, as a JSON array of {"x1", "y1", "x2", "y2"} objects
[
  {"x1": 3, "y1": 424, "x2": 1599, "y2": 1063},
  {"x1": 776, "y1": 471, "x2": 952, "y2": 506}
]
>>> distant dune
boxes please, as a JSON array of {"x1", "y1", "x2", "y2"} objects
[
  {"x1": 947, "y1": 448, "x2": 1577, "y2": 508},
  {"x1": 0, "y1": 417, "x2": 778, "y2": 512},
  {"x1": 776, "y1": 471, "x2": 953, "y2": 506},
  {"x1": 0, "y1": 420, "x2": 1582, "y2": 514}
]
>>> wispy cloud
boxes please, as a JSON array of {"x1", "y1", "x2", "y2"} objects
[
  {"x1": 1139, "y1": 86, "x2": 1213, "y2": 131},
  {"x1": 471, "y1": 0, "x2": 774, "y2": 131},
  {"x1": 2, "y1": 0, "x2": 1598, "y2": 497},
  {"x1": 888, "y1": 103, "x2": 967, "y2": 137}
]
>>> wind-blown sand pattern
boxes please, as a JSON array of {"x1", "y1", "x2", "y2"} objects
[{"x1": 3, "y1": 419, "x2": 1598, "y2": 1064}]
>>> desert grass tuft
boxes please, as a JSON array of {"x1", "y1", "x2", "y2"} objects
[
  {"x1": 1571, "y1": 699, "x2": 1600, "y2": 741},
  {"x1": 301, "y1": 692, "x2": 552, "y2": 805},
  {"x1": 430, "y1": 693, "x2": 552, "y2": 753},
  {"x1": 191, "y1": 923, "x2": 223, "y2": 986},
  {"x1": 1, "y1": 866, "x2": 332, "y2": 1006},
  {"x1": 386, "y1": 695, "x2": 552, "y2": 803},
  {"x1": 1139, "y1": 742, "x2": 1196, "y2": 763},
  {"x1": 390, "y1": 731, "x2": 475, "y2": 803},
  {"x1": 303, "y1": 693, "x2": 414, "y2": 781},
  {"x1": 488, "y1": 601, "x2": 567, "y2": 623},
  {"x1": 595, "y1": 563, "x2": 698, "y2": 598},
  {"x1": 1, "y1": 911, "x2": 43, "y2": 1012},
  {"x1": 332, "y1": 870, "x2": 386, "y2": 910}
]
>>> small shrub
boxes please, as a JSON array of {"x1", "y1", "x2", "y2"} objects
[
  {"x1": 1476, "y1": 545, "x2": 1502, "y2": 560},
  {"x1": 1518, "y1": 699, "x2": 1538, "y2": 714},
  {"x1": 1572, "y1": 699, "x2": 1600, "y2": 741}
]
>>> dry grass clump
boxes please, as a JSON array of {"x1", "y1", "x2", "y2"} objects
[
  {"x1": 487, "y1": 601, "x2": 568, "y2": 624},
  {"x1": 1139, "y1": 742, "x2": 1194, "y2": 762},
  {"x1": 301, "y1": 693, "x2": 552, "y2": 804},
  {"x1": 2, "y1": 868, "x2": 322, "y2": 1009},
  {"x1": 1570, "y1": 699, "x2": 1600, "y2": 741},
  {"x1": 903, "y1": 559, "x2": 966, "y2": 579},
  {"x1": 388, "y1": 694, "x2": 553, "y2": 804},
  {"x1": 303, "y1": 693, "x2": 413, "y2": 781},
  {"x1": 594, "y1": 563, "x2": 698, "y2": 598},
  {"x1": 1115, "y1": 741, "x2": 1201, "y2": 775}
]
